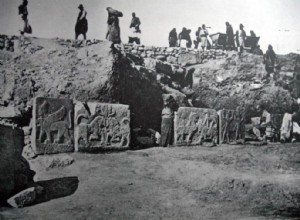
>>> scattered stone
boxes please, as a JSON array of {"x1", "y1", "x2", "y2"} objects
[
  {"x1": 44, "y1": 155, "x2": 74, "y2": 168},
  {"x1": 7, "y1": 187, "x2": 37, "y2": 208}
]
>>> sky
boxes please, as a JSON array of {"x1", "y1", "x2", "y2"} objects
[{"x1": 0, "y1": 0, "x2": 300, "y2": 54}]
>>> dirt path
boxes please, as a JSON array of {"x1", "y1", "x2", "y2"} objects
[{"x1": 1, "y1": 144, "x2": 300, "y2": 220}]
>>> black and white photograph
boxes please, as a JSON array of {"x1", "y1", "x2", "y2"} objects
[{"x1": 0, "y1": 0, "x2": 300, "y2": 219}]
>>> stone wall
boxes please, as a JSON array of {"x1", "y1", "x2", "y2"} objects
[{"x1": 124, "y1": 44, "x2": 228, "y2": 66}]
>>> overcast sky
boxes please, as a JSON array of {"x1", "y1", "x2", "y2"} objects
[{"x1": 0, "y1": 0, "x2": 300, "y2": 54}]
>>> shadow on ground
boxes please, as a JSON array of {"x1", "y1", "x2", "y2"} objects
[{"x1": 33, "y1": 176, "x2": 79, "y2": 205}]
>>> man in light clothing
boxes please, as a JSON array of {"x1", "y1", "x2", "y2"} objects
[
  {"x1": 239, "y1": 24, "x2": 246, "y2": 53},
  {"x1": 128, "y1": 12, "x2": 141, "y2": 44},
  {"x1": 200, "y1": 24, "x2": 209, "y2": 51},
  {"x1": 280, "y1": 102, "x2": 300, "y2": 143}
]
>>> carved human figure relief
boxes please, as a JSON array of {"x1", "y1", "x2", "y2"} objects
[
  {"x1": 75, "y1": 102, "x2": 130, "y2": 152},
  {"x1": 218, "y1": 108, "x2": 245, "y2": 144},
  {"x1": 175, "y1": 107, "x2": 218, "y2": 146}
]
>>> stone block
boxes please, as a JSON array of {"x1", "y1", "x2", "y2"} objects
[
  {"x1": 75, "y1": 102, "x2": 130, "y2": 152},
  {"x1": 7, "y1": 187, "x2": 37, "y2": 208},
  {"x1": 175, "y1": 107, "x2": 218, "y2": 146},
  {"x1": 178, "y1": 53, "x2": 202, "y2": 66},
  {"x1": 32, "y1": 97, "x2": 74, "y2": 155},
  {"x1": 218, "y1": 108, "x2": 245, "y2": 144}
]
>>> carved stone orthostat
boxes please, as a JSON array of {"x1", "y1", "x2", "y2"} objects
[
  {"x1": 32, "y1": 97, "x2": 74, "y2": 154},
  {"x1": 218, "y1": 108, "x2": 245, "y2": 144},
  {"x1": 175, "y1": 107, "x2": 218, "y2": 146},
  {"x1": 75, "y1": 102, "x2": 130, "y2": 152}
]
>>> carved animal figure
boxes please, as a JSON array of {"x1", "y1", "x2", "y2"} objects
[{"x1": 38, "y1": 101, "x2": 72, "y2": 144}]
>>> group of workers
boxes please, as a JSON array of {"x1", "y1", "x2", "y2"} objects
[
  {"x1": 18, "y1": 1, "x2": 142, "y2": 45},
  {"x1": 168, "y1": 22, "x2": 258, "y2": 53}
]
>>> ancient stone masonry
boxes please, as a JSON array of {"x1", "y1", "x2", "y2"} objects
[
  {"x1": 218, "y1": 108, "x2": 245, "y2": 144},
  {"x1": 32, "y1": 97, "x2": 74, "y2": 155},
  {"x1": 123, "y1": 44, "x2": 228, "y2": 66},
  {"x1": 175, "y1": 107, "x2": 218, "y2": 146},
  {"x1": 75, "y1": 102, "x2": 130, "y2": 152}
]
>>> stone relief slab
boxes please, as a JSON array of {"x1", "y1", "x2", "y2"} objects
[
  {"x1": 218, "y1": 108, "x2": 245, "y2": 144},
  {"x1": 75, "y1": 102, "x2": 130, "y2": 152},
  {"x1": 175, "y1": 107, "x2": 218, "y2": 146},
  {"x1": 32, "y1": 97, "x2": 74, "y2": 154}
]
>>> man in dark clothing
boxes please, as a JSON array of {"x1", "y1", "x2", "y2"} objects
[
  {"x1": 18, "y1": 0, "x2": 31, "y2": 36},
  {"x1": 225, "y1": 22, "x2": 234, "y2": 50},
  {"x1": 106, "y1": 7, "x2": 123, "y2": 44},
  {"x1": 169, "y1": 28, "x2": 178, "y2": 47},
  {"x1": 178, "y1": 27, "x2": 192, "y2": 48},
  {"x1": 75, "y1": 4, "x2": 88, "y2": 40},
  {"x1": 128, "y1": 12, "x2": 141, "y2": 44},
  {"x1": 264, "y1": 44, "x2": 277, "y2": 75}
]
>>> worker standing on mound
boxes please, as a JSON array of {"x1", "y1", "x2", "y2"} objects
[
  {"x1": 18, "y1": 0, "x2": 32, "y2": 38},
  {"x1": 75, "y1": 4, "x2": 88, "y2": 40},
  {"x1": 128, "y1": 12, "x2": 141, "y2": 44},
  {"x1": 106, "y1": 7, "x2": 123, "y2": 44}
]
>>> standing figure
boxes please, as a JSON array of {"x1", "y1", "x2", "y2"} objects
[
  {"x1": 234, "y1": 107, "x2": 244, "y2": 141},
  {"x1": 161, "y1": 95, "x2": 176, "y2": 147},
  {"x1": 169, "y1": 28, "x2": 178, "y2": 47},
  {"x1": 178, "y1": 27, "x2": 192, "y2": 48},
  {"x1": 18, "y1": 0, "x2": 31, "y2": 37},
  {"x1": 199, "y1": 24, "x2": 209, "y2": 51},
  {"x1": 264, "y1": 44, "x2": 277, "y2": 76},
  {"x1": 193, "y1": 27, "x2": 202, "y2": 49},
  {"x1": 225, "y1": 22, "x2": 234, "y2": 50},
  {"x1": 106, "y1": 7, "x2": 123, "y2": 44},
  {"x1": 128, "y1": 12, "x2": 141, "y2": 44},
  {"x1": 239, "y1": 24, "x2": 246, "y2": 53},
  {"x1": 75, "y1": 4, "x2": 88, "y2": 40}
]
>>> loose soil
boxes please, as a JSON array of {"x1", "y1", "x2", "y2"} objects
[{"x1": 1, "y1": 143, "x2": 300, "y2": 220}]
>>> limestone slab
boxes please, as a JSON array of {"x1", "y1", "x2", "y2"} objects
[
  {"x1": 175, "y1": 107, "x2": 218, "y2": 146},
  {"x1": 75, "y1": 102, "x2": 130, "y2": 152},
  {"x1": 218, "y1": 108, "x2": 245, "y2": 144},
  {"x1": 32, "y1": 97, "x2": 74, "y2": 154}
]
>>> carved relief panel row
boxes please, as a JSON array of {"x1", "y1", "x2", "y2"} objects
[
  {"x1": 32, "y1": 98, "x2": 130, "y2": 155},
  {"x1": 174, "y1": 107, "x2": 245, "y2": 146}
]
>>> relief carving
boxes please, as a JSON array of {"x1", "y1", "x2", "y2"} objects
[
  {"x1": 175, "y1": 107, "x2": 218, "y2": 146},
  {"x1": 75, "y1": 103, "x2": 130, "y2": 151},
  {"x1": 218, "y1": 107, "x2": 245, "y2": 144},
  {"x1": 32, "y1": 97, "x2": 74, "y2": 154}
]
